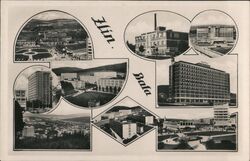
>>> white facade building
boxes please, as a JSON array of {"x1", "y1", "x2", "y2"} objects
[
  {"x1": 213, "y1": 104, "x2": 230, "y2": 127},
  {"x1": 122, "y1": 122, "x2": 137, "y2": 139}
]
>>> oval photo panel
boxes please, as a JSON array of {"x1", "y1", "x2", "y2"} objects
[
  {"x1": 124, "y1": 11, "x2": 190, "y2": 60},
  {"x1": 15, "y1": 10, "x2": 93, "y2": 61},
  {"x1": 14, "y1": 65, "x2": 61, "y2": 114},
  {"x1": 190, "y1": 10, "x2": 238, "y2": 58}
]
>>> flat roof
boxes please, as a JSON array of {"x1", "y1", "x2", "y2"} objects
[{"x1": 173, "y1": 61, "x2": 228, "y2": 74}]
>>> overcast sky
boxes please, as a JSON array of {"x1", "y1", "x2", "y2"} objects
[
  {"x1": 157, "y1": 53, "x2": 237, "y2": 93},
  {"x1": 125, "y1": 11, "x2": 190, "y2": 44},
  {"x1": 33, "y1": 10, "x2": 73, "y2": 20},
  {"x1": 191, "y1": 10, "x2": 236, "y2": 26}
]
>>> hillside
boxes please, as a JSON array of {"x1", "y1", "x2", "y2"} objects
[{"x1": 52, "y1": 62, "x2": 127, "y2": 76}]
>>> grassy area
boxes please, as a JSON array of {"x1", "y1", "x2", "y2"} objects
[
  {"x1": 185, "y1": 131, "x2": 235, "y2": 136},
  {"x1": 66, "y1": 91, "x2": 115, "y2": 107},
  {"x1": 206, "y1": 140, "x2": 236, "y2": 150},
  {"x1": 158, "y1": 134, "x2": 178, "y2": 142},
  {"x1": 209, "y1": 47, "x2": 232, "y2": 54},
  {"x1": 33, "y1": 53, "x2": 52, "y2": 60}
]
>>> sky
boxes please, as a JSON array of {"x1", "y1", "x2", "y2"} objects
[
  {"x1": 33, "y1": 10, "x2": 73, "y2": 20},
  {"x1": 191, "y1": 10, "x2": 236, "y2": 26},
  {"x1": 14, "y1": 66, "x2": 59, "y2": 91},
  {"x1": 125, "y1": 11, "x2": 190, "y2": 44},
  {"x1": 157, "y1": 53, "x2": 238, "y2": 93}
]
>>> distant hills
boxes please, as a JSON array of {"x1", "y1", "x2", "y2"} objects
[
  {"x1": 52, "y1": 62, "x2": 127, "y2": 76},
  {"x1": 24, "y1": 112, "x2": 90, "y2": 122},
  {"x1": 107, "y1": 105, "x2": 142, "y2": 113}
]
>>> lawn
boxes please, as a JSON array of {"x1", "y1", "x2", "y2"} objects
[
  {"x1": 33, "y1": 53, "x2": 52, "y2": 60},
  {"x1": 66, "y1": 91, "x2": 116, "y2": 107},
  {"x1": 209, "y1": 46, "x2": 232, "y2": 54},
  {"x1": 185, "y1": 131, "x2": 235, "y2": 136}
]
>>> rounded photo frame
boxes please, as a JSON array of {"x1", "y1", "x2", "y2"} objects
[{"x1": 124, "y1": 10, "x2": 191, "y2": 61}]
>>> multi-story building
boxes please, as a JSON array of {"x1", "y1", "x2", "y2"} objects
[
  {"x1": 22, "y1": 125, "x2": 35, "y2": 137},
  {"x1": 213, "y1": 104, "x2": 230, "y2": 127},
  {"x1": 14, "y1": 90, "x2": 27, "y2": 108},
  {"x1": 163, "y1": 119, "x2": 195, "y2": 131},
  {"x1": 28, "y1": 71, "x2": 52, "y2": 108},
  {"x1": 109, "y1": 120, "x2": 137, "y2": 139},
  {"x1": 190, "y1": 24, "x2": 236, "y2": 45},
  {"x1": 135, "y1": 13, "x2": 189, "y2": 57},
  {"x1": 78, "y1": 71, "x2": 117, "y2": 84},
  {"x1": 86, "y1": 37, "x2": 93, "y2": 59},
  {"x1": 60, "y1": 73, "x2": 78, "y2": 81},
  {"x1": 97, "y1": 78, "x2": 124, "y2": 94},
  {"x1": 229, "y1": 112, "x2": 237, "y2": 128},
  {"x1": 169, "y1": 61, "x2": 230, "y2": 105}
]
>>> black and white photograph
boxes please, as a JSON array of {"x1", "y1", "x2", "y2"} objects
[
  {"x1": 51, "y1": 59, "x2": 128, "y2": 108},
  {"x1": 2, "y1": 1, "x2": 249, "y2": 161},
  {"x1": 157, "y1": 106, "x2": 237, "y2": 151},
  {"x1": 157, "y1": 54, "x2": 237, "y2": 107},
  {"x1": 189, "y1": 10, "x2": 237, "y2": 58},
  {"x1": 125, "y1": 11, "x2": 190, "y2": 60},
  {"x1": 14, "y1": 100, "x2": 91, "y2": 150},
  {"x1": 14, "y1": 66, "x2": 61, "y2": 114},
  {"x1": 93, "y1": 97, "x2": 157, "y2": 146},
  {"x1": 15, "y1": 10, "x2": 93, "y2": 61}
]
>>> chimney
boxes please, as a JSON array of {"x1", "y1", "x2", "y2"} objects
[{"x1": 154, "y1": 13, "x2": 157, "y2": 31}]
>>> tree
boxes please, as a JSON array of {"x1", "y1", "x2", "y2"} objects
[
  {"x1": 139, "y1": 45, "x2": 145, "y2": 53},
  {"x1": 126, "y1": 41, "x2": 136, "y2": 52},
  {"x1": 15, "y1": 101, "x2": 25, "y2": 134}
]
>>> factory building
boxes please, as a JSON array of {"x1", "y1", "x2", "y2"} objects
[{"x1": 135, "y1": 13, "x2": 189, "y2": 57}]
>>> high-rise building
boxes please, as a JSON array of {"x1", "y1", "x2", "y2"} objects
[
  {"x1": 135, "y1": 13, "x2": 189, "y2": 57},
  {"x1": 213, "y1": 104, "x2": 229, "y2": 127},
  {"x1": 169, "y1": 61, "x2": 230, "y2": 105},
  {"x1": 28, "y1": 71, "x2": 52, "y2": 108}
]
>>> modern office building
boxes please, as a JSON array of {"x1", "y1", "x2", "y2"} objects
[
  {"x1": 213, "y1": 104, "x2": 230, "y2": 127},
  {"x1": 28, "y1": 71, "x2": 52, "y2": 107},
  {"x1": 97, "y1": 78, "x2": 124, "y2": 94},
  {"x1": 14, "y1": 90, "x2": 27, "y2": 108},
  {"x1": 135, "y1": 13, "x2": 189, "y2": 57},
  {"x1": 190, "y1": 24, "x2": 236, "y2": 45},
  {"x1": 169, "y1": 61, "x2": 230, "y2": 105}
]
